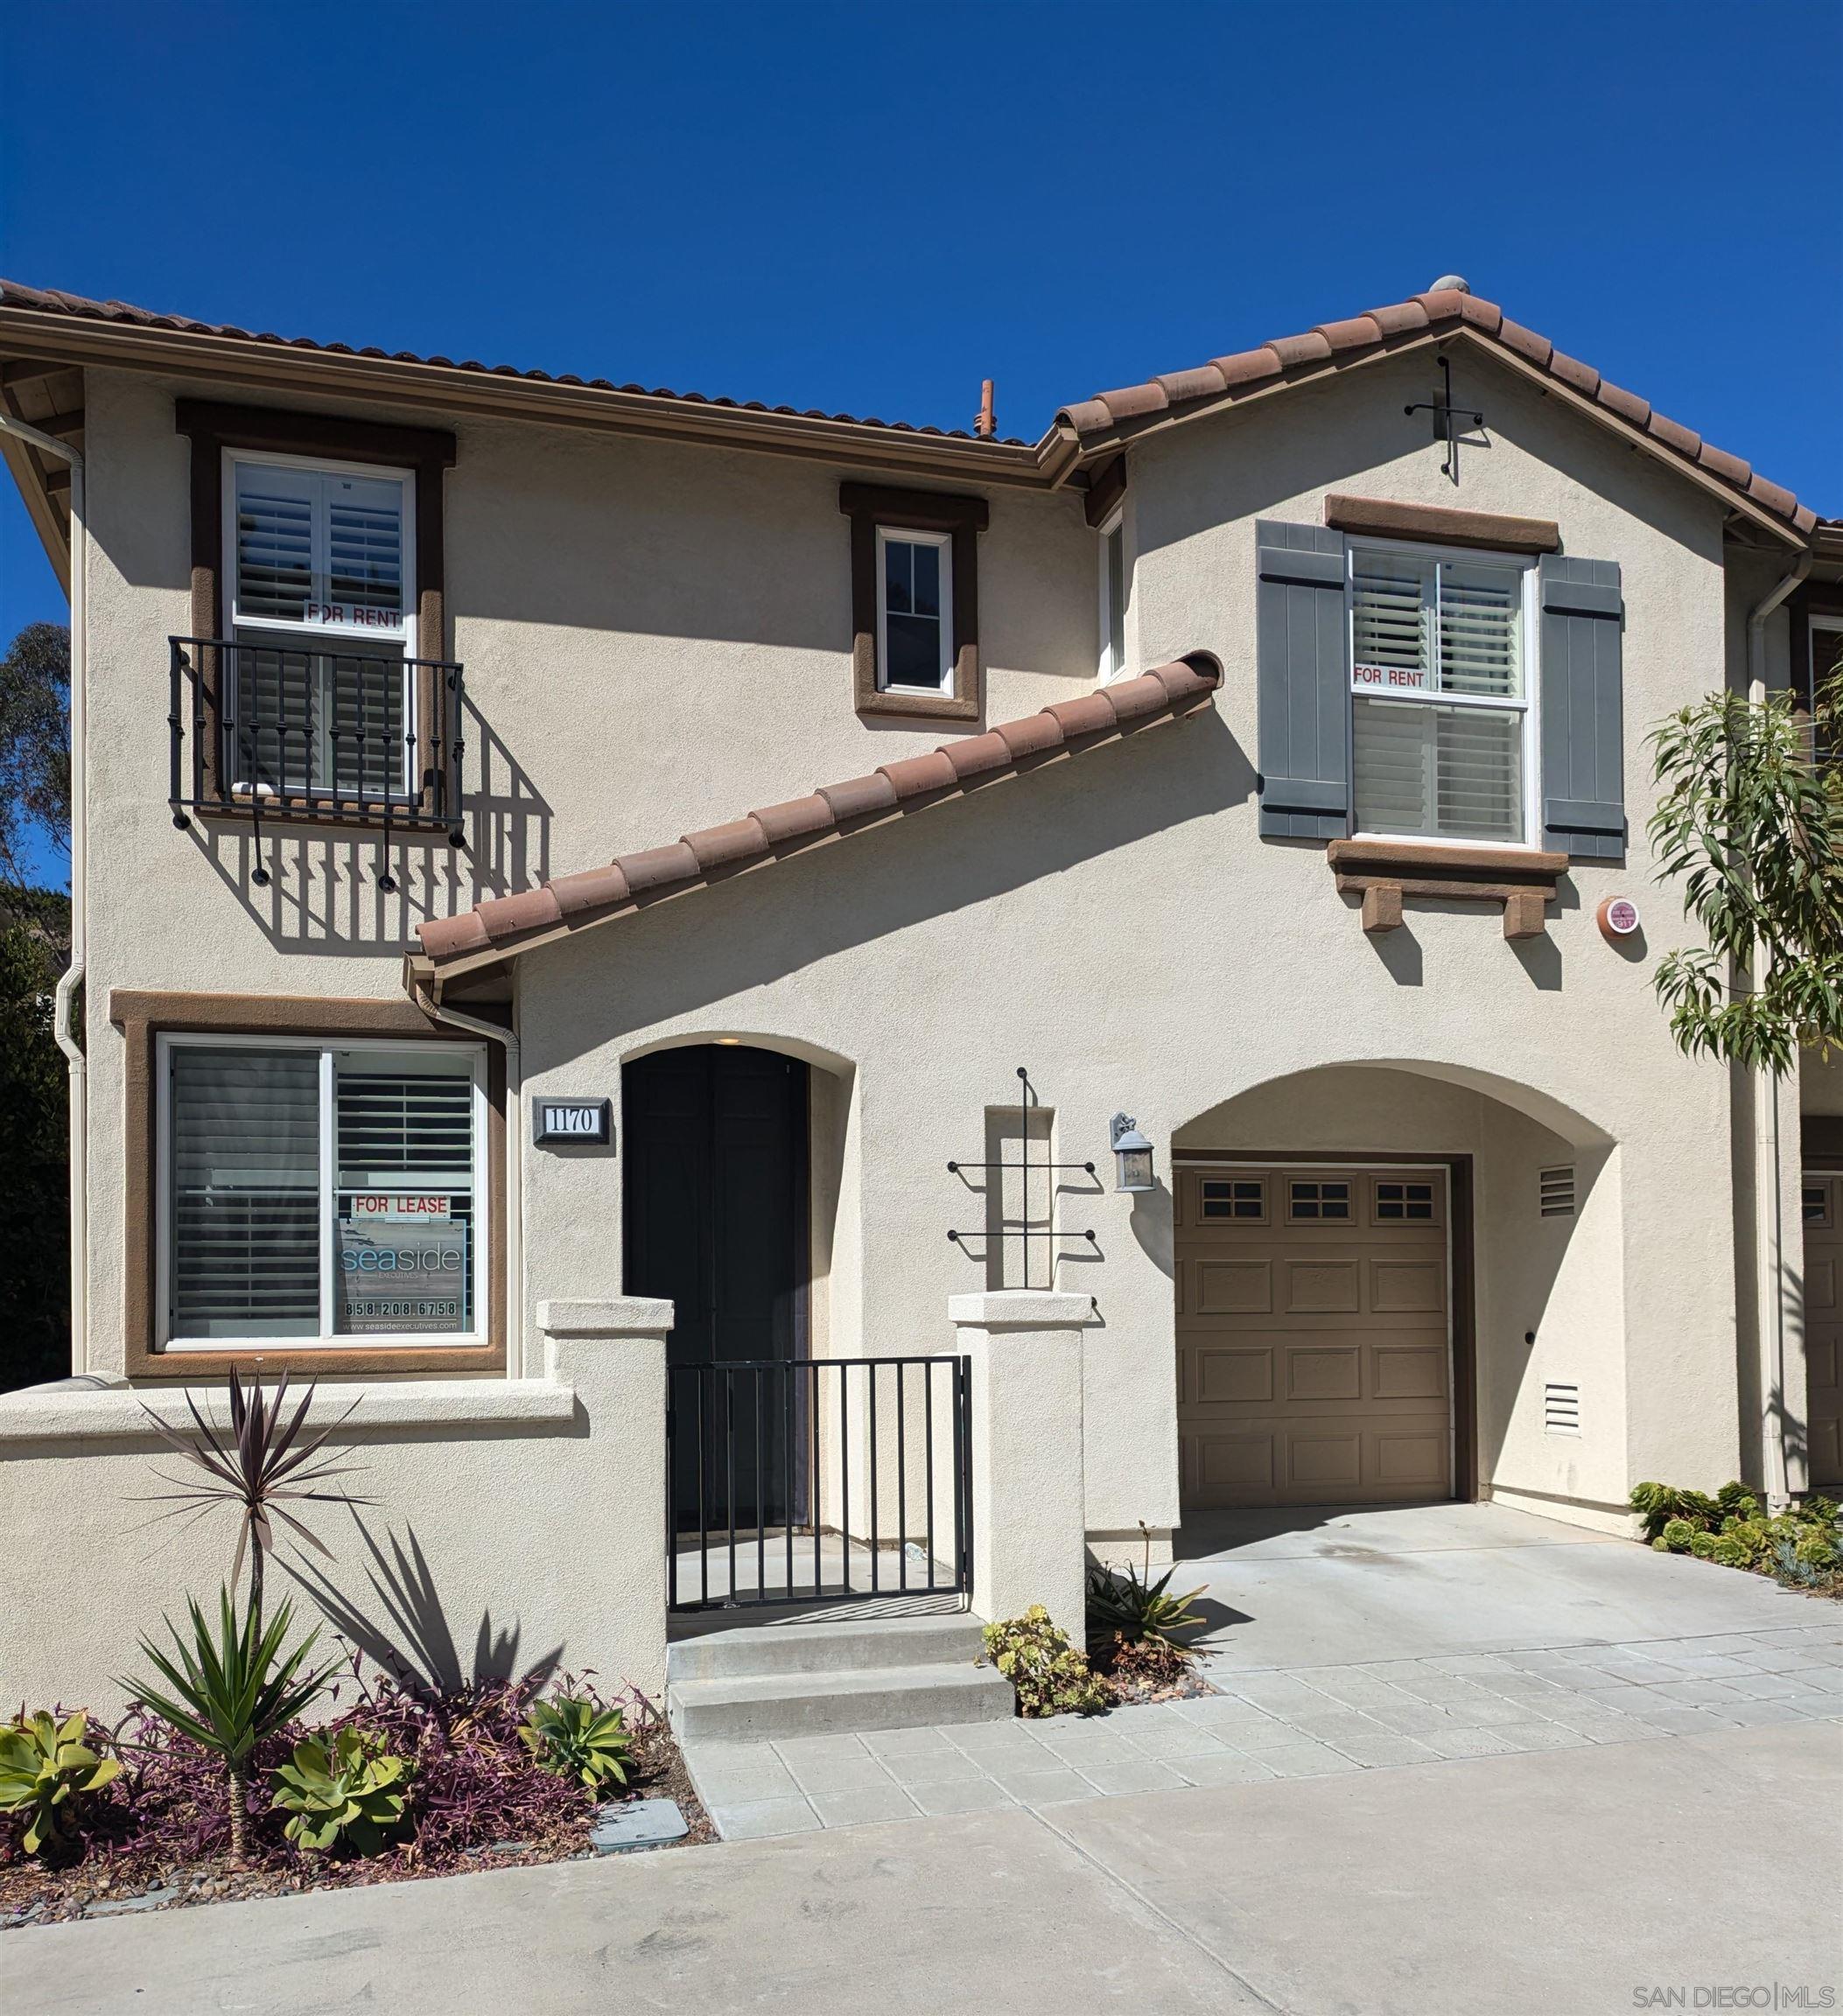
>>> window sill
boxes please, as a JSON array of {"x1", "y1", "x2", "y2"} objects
[
  {"x1": 855, "y1": 683, "x2": 980, "y2": 724},
  {"x1": 0, "y1": 1375, "x2": 576, "y2": 1445},
  {"x1": 1326, "y1": 837, "x2": 1565, "y2": 939}
]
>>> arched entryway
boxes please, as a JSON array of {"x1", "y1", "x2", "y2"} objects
[{"x1": 1169, "y1": 1062, "x2": 1615, "y2": 1516}]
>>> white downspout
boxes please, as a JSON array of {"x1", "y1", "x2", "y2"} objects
[
  {"x1": 410, "y1": 976, "x2": 523, "y2": 1379},
  {"x1": 0, "y1": 415, "x2": 87, "y2": 1375},
  {"x1": 1746, "y1": 552, "x2": 1811, "y2": 1508}
]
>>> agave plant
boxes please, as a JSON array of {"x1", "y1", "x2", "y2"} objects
[
  {"x1": 137, "y1": 1368, "x2": 369, "y2": 1625},
  {"x1": 124, "y1": 1587, "x2": 332, "y2": 1861},
  {"x1": 271, "y1": 1728, "x2": 411, "y2": 1855},
  {"x1": 518, "y1": 1696, "x2": 632, "y2": 1790},
  {"x1": 0, "y1": 1710, "x2": 122, "y2": 1860},
  {"x1": 1085, "y1": 1561, "x2": 1209, "y2": 1656}
]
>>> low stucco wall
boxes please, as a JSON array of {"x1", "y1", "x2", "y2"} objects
[{"x1": 0, "y1": 1306, "x2": 669, "y2": 1718}]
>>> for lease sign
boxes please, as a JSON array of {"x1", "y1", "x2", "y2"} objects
[{"x1": 347, "y1": 1194, "x2": 452, "y2": 1220}]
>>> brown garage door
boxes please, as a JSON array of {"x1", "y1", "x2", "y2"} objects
[
  {"x1": 1175, "y1": 1165, "x2": 1454, "y2": 1509},
  {"x1": 1802, "y1": 1172, "x2": 1843, "y2": 1488}
]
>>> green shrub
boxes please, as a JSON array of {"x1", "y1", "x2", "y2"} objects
[
  {"x1": 1632, "y1": 1480, "x2": 1843, "y2": 1590},
  {"x1": 0, "y1": 1711, "x2": 121, "y2": 1860},
  {"x1": 518, "y1": 1696, "x2": 631, "y2": 1789},
  {"x1": 271, "y1": 1728, "x2": 410, "y2": 1856},
  {"x1": 1085, "y1": 1563, "x2": 1208, "y2": 1657},
  {"x1": 982, "y1": 1607, "x2": 1111, "y2": 1718}
]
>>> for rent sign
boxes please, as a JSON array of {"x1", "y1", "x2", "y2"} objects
[{"x1": 1352, "y1": 662, "x2": 1433, "y2": 692}]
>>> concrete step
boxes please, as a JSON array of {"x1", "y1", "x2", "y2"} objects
[
  {"x1": 667, "y1": 1661, "x2": 1013, "y2": 1743},
  {"x1": 666, "y1": 1612, "x2": 989, "y2": 1684}
]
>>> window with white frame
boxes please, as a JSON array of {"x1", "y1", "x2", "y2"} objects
[
  {"x1": 224, "y1": 452, "x2": 415, "y2": 801},
  {"x1": 876, "y1": 526, "x2": 953, "y2": 693},
  {"x1": 161, "y1": 1035, "x2": 484, "y2": 1348},
  {"x1": 1349, "y1": 542, "x2": 1534, "y2": 845},
  {"x1": 1098, "y1": 514, "x2": 1127, "y2": 681}
]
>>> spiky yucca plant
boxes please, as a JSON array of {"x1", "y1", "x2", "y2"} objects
[
  {"x1": 136, "y1": 1368, "x2": 369, "y2": 1627},
  {"x1": 124, "y1": 1588, "x2": 331, "y2": 1861}
]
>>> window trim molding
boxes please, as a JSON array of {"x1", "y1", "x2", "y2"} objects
[
  {"x1": 872, "y1": 523, "x2": 955, "y2": 696},
  {"x1": 177, "y1": 402, "x2": 455, "y2": 803},
  {"x1": 112, "y1": 989, "x2": 504, "y2": 1380},
  {"x1": 1324, "y1": 494, "x2": 1560, "y2": 555},
  {"x1": 1790, "y1": 583, "x2": 1843, "y2": 720},
  {"x1": 839, "y1": 480, "x2": 986, "y2": 721}
]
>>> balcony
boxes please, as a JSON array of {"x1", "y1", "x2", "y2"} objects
[{"x1": 169, "y1": 637, "x2": 466, "y2": 888}]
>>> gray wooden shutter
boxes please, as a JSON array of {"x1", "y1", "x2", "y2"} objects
[
  {"x1": 1538, "y1": 557, "x2": 1626, "y2": 859},
  {"x1": 1257, "y1": 522, "x2": 1349, "y2": 839}
]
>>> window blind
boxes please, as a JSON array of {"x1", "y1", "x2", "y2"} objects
[
  {"x1": 334, "y1": 1058, "x2": 474, "y2": 1336},
  {"x1": 1350, "y1": 546, "x2": 1526, "y2": 843},
  {"x1": 1353, "y1": 697, "x2": 1524, "y2": 843},
  {"x1": 231, "y1": 646, "x2": 406, "y2": 799},
  {"x1": 169, "y1": 1047, "x2": 320, "y2": 1339},
  {"x1": 233, "y1": 460, "x2": 406, "y2": 634}
]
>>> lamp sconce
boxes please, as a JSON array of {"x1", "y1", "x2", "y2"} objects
[{"x1": 1110, "y1": 1112, "x2": 1155, "y2": 1194}]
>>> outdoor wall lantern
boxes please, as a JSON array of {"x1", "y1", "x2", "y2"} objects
[{"x1": 1111, "y1": 1113, "x2": 1155, "y2": 1194}]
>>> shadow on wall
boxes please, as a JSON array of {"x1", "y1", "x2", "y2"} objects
[
  {"x1": 186, "y1": 692, "x2": 552, "y2": 956},
  {"x1": 535, "y1": 709, "x2": 1255, "y2": 1068},
  {"x1": 283, "y1": 1516, "x2": 562, "y2": 1698}
]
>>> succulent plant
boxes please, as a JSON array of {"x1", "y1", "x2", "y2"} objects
[
  {"x1": 0, "y1": 1710, "x2": 121, "y2": 1859},
  {"x1": 518, "y1": 1697, "x2": 632, "y2": 1790},
  {"x1": 271, "y1": 1728, "x2": 410, "y2": 1855},
  {"x1": 983, "y1": 1607, "x2": 1111, "y2": 1718},
  {"x1": 1085, "y1": 1562, "x2": 1209, "y2": 1656}
]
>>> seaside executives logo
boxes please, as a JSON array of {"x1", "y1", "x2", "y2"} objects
[{"x1": 1632, "y1": 1989, "x2": 1836, "y2": 2010}]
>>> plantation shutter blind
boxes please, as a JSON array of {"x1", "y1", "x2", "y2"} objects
[
  {"x1": 169, "y1": 1048, "x2": 320, "y2": 1339},
  {"x1": 1257, "y1": 521, "x2": 1350, "y2": 839},
  {"x1": 1538, "y1": 556, "x2": 1626, "y2": 859},
  {"x1": 334, "y1": 1058, "x2": 475, "y2": 1336},
  {"x1": 233, "y1": 464, "x2": 316, "y2": 626}
]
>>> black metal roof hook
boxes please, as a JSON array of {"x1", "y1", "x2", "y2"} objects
[{"x1": 1405, "y1": 354, "x2": 1487, "y2": 485}]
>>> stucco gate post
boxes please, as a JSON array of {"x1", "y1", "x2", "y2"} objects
[
  {"x1": 535, "y1": 1298, "x2": 672, "y2": 1695},
  {"x1": 949, "y1": 1291, "x2": 1093, "y2": 1640}
]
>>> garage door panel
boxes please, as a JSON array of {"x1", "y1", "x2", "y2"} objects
[
  {"x1": 1373, "y1": 1342, "x2": 1449, "y2": 1400},
  {"x1": 1195, "y1": 1258, "x2": 1272, "y2": 1314},
  {"x1": 1176, "y1": 1164, "x2": 1454, "y2": 1509},
  {"x1": 1196, "y1": 1434, "x2": 1275, "y2": 1494},
  {"x1": 1285, "y1": 1345, "x2": 1362, "y2": 1402},
  {"x1": 1284, "y1": 1260, "x2": 1362, "y2": 1314},
  {"x1": 1288, "y1": 1433, "x2": 1363, "y2": 1490},
  {"x1": 1809, "y1": 1256, "x2": 1836, "y2": 1314},
  {"x1": 1193, "y1": 1347, "x2": 1273, "y2": 1404},
  {"x1": 1371, "y1": 1259, "x2": 1445, "y2": 1313}
]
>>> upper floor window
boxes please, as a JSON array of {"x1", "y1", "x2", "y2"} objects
[
  {"x1": 229, "y1": 454, "x2": 412, "y2": 640},
  {"x1": 877, "y1": 527, "x2": 952, "y2": 694},
  {"x1": 1349, "y1": 541, "x2": 1533, "y2": 845},
  {"x1": 1098, "y1": 513, "x2": 1126, "y2": 682},
  {"x1": 224, "y1": 452, "x2": 415, "y2": 802},
  {"x1": 840, "y1": 481, "x2": 985, "y2": 723}
]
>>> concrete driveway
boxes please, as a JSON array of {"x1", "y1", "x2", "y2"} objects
[{"x1": 1174, "y1": 1499, "x2": 1812, "y2": 1670}]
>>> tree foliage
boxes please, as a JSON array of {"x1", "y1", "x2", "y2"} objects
[
  {"x1": 1647, "y1": 681, "x2": 1843, "y2": 1075},
  {"x1": 0, "y1": 620, "x2": 71, "y2": 934}
]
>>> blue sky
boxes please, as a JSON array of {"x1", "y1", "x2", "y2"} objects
[{"x1": 3, "y1": 0, "x2": 1839, "y2": 885}]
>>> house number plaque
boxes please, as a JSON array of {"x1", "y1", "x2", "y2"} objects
[{"x1": 533, "y1": 1098, "x2": 613, "y2": 1147}]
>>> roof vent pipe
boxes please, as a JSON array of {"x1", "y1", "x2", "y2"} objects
[{"x1": 1430, "y1": 274, "x2": 1470, "y2": 294}]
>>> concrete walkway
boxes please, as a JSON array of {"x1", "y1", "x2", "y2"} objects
[
  {"x1": 685, "y1": 1612, "x2": 1843, "y2": 1837},
  {"x1": 8, "y1": 1720, "x2": 1837, "y2": 2016}
]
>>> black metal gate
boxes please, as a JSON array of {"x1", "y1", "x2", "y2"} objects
[{"x1": 667, "y1": 1356, "x2": 972, "y2": 1611}]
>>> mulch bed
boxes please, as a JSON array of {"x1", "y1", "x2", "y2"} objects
[
  {"x1": 1089, "y1": 1635, "x2": 1218, "y2": 1706},
  {"x1": 0, "y1": 1710, "x2": 714, "y2": 1931}
]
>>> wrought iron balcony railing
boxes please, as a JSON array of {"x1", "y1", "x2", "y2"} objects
[{"x1": 169, "y1": 637, "x2": 466, "y2": 889}]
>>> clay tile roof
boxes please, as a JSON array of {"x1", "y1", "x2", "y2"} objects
[
  {"x1": 417, "y1": 653, "x2": 1223, "y2": 972},
  {"x1": 0, "y1": 276, "x2": 1032, "y2": 447},
  {"x1": 1054, "y1": 286, "x2": 1816, "y2": 538}
]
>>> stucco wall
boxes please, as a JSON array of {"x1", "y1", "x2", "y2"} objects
[{"x1": 16, "y1": 338, "x2": 1783, "y2": 1712}]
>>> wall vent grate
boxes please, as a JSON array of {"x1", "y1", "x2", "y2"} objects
[
  {"x1": 1539, "y1": 1166, "x2": 1577, "y2": 1217},
  {"x1": 1544, "y1": 1382, "x2": 1581, "y2": 1435}
]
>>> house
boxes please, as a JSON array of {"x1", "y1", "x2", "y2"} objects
[{"x1": 1, "y1": 275, "x2": 1839, "y2": 1713}]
